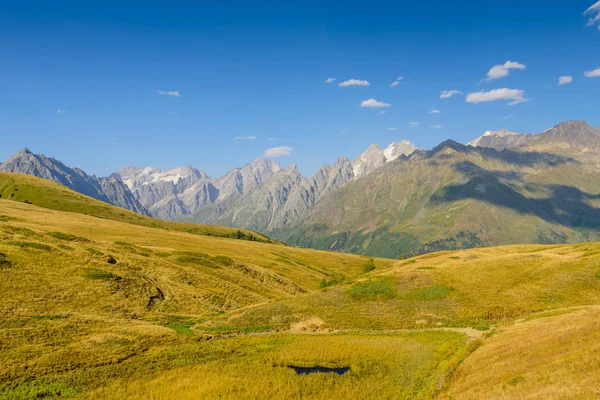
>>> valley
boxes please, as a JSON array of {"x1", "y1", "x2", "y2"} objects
[{"x1": 1, "y1": 173, "x2": 599, "y2": 399}]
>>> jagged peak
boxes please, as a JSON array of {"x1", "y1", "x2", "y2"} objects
[
  {"x1": 432, "y1": 139, "x2": 468, "y2": 154},
  {"x1": 18, "y1": 147, "x2": 33, "y2": 155}
]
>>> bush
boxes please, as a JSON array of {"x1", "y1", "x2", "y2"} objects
[
  {"x1": 320, "y1": 274, "x2": 345, "y2": 288},
  {"x1": 0, "y1": 252, "x2": 10, "y2": 267},
  {"x1": 362, "y1": 257, "x2": 376, "y2": 273}
]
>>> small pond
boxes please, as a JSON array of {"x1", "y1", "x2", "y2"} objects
[{"x1": 288, "y1": 365, "x2": 351, "y2": 375}]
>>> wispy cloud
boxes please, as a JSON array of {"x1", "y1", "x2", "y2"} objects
[
  {"x1": 360, "y1": 98, "x2": 391, "y2": 108},
  {"x1": 409, "y1": 121, "x2": 418, "y2": 127},
  {"x1": 432, "y1": 124, "x2": 444, "y2": 129},
  {"x1": 325, "y1": 77, "x2": 336, "y2": 84},
  {"x1": 233, "y1": 136, "x2": 257, "y2": 140},
  {"x1": 263, "y1": 146, "x2": 293, "y2": 158},
  {"x1": 499, "y1": 114, "x2": 514, "y2": 120},
  {"x1": 56, "y1": 109, "x2": 66, "y2": 114},
  {"x1": 388, "y1": 127, "x2": 397, "y2": 131},
  {"x1": 338, "y1": 79, "x2": 370, "y2": 87},
  {"x1": 157, "y1": 90, "x2": 181, "y2": 97},
  {"x1": 558, "y1": 76, "x2": 573, "y2": 85},
  {"x1": 440, "y1": 90, "x2": 463, "y2": 99},
  {"x1": 584, "y1": 67, "x2": 600, "y2": 77},
  {"x1": 466, "y1": 88, "x2": 529, "y2": 106},
  {"x1": 484, "y1": 61, "x2": 526, "y2": 81},
  {"x1": 429, "y1": 109, "x2": 441, "y2": 114},
  {"x1": 390, "y1": 76, "x2": 404, "y2": 87},
  {"x1": 585, "y1": 1, "x2": 600, "y2": 29},
  {"x1": 377, "y1": 110, "x2": 386, "y2": 115}
]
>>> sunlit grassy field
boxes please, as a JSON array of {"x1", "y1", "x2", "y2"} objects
[{"x1": 1, "y1": 173, "x2": 600, "y2": 399}]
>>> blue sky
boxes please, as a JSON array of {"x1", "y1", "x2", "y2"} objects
[{"x1": 1, "y1": 0, "x2": 599, "y2": 178}]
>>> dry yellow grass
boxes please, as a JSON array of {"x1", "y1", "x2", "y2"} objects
[
  {"x1": 2, "y1": 173, "x2": 600, "y2": 399},
  {"x1": 443, "y1": 306, "x2": 600, "y2": 399}
]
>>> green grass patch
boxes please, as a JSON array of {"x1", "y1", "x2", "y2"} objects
[
  {"x1": 596, "y1": 270, "x2": 600, "y2": 279},
  {"x1": 507, "y1": 376, "x2": 525, "y2": 386},
  {"x1": 47, "y1": 231, "x2": 90, "y2": 242},
  {"x1": 176, "y1": 252, "x2": 221, "y2": 269},
  {"x1": 202, "y1": 325, "x2": 273, "y2": 334},
  {"x1": 0, "y1": 379, "x2": 79, "y2": 400},
  {"x1": 405, "y1": 284, "x2": 452, "y2": 301},
  {"x1": 347, "y1": 276, "x2": 397, "y2": 301},
  {"x1": 86, "y1": 247, "x2": 103, "y2": 256},
  {"x1": 84, "y1": 269, "x2": 121, "y2": 281},
  {"x1": 6, "y1": 241, "x2": 53, "y2": 251}
]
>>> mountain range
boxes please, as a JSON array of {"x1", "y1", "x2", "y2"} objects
[{"x1": 2, "y1": 121, "x2": 599, "y2": 258}]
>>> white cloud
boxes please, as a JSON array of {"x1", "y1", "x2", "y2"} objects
[
  {"x1": 390, "y1": 76, "x2": 404, "y2": 87},
  {"x1": 340, "y1": 130, "x2": 347, "y2": 134},
  {"x1": 432, "y1": 124, "x2": 444, "y2": 129},
  {"x1": 409, "y1": 121, "x2": 418, "y2": 127},
  {"x1": 360, "y1": 98, "x2": 391, "y2": 108},
  {"x1": 558, "y1": 76, "x2": 573, "y2": 85},
  {"x1": 325, "y1": 77, "x2": 336, "y2": 84},
  {"x1": 388, "y1": 127, "x2": 397, "y2": 131},
  {"x1": 584, "y1": 67, "x2": 600, "y2": 77},
  {"x1": 585, "y1": 1, "x2": 600, "y2": 29},
  {"x1": 338, "y1": 79, "x2": 370, "y2": 87},
  {"x1": 440, "y1": 90, "x2": 463, "y2": 99},
  {"x1": 157, "y1": 90, "x2": 181, "y2": 97},
  {"x1": 466, "y1": 88, "x2": 529, "y2": 106},
  {"x1": 485, "y1": 61, "x2": 527, "y2": 81},
  {"x1": 263, "y1": 146, "x2": 293, "y2": 158},
  {"x1": 56, "y1": 109, "x2": 66, "y2": 114},
  {"x1": 377, "y1": 110, "x2": 386, "y2": 115},
  {"x1": 233, "y1": 136, "x2": 257, "y2": 140},
  {"x1": 429, "y1": 109, "x2": 441, "y2": 114}
]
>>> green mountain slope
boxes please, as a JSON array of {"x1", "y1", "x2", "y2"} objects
[{"x1": 272, "y1": 141, "x2": 600, "y2": 258}]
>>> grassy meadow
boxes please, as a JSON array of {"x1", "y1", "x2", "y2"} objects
[{"x1": 1, "y1": 172, "x2": 599, "y2": 399}]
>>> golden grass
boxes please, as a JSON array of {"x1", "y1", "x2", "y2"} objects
[
  {"x1": 443, "y1": 306, "x2": 600, "y2": 399},
  {"x1": 89, "y1": 332, "x2": 471, "y2": 400},
  {"x1": 1, "y1": 179, "x2": 600, "y2": 399}
]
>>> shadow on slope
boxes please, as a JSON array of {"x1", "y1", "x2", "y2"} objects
[{"x1": 431, "y1": 161, "x2": 600, "y2": 229}]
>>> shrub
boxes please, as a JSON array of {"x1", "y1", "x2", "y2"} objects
[
  {"x1": 0, "y1": 252, "x2": 10, "y2": 267},
  {"x1": 362, "y1": 257, "x2": 376, "y2": 273},
  {"x1": 320, "y1": 274, "x2": 345, "y2": 288}
]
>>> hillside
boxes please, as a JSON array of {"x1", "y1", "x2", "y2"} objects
[
  {"x1": 1, "y1": 187, "x2": 599, "y2": 399},
  {"x1": 272, "y1": 139, "x2": 600, "y2": 258},
  {"x1": 0, "y1": 172, "x2": 271, "y2": 242}
]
